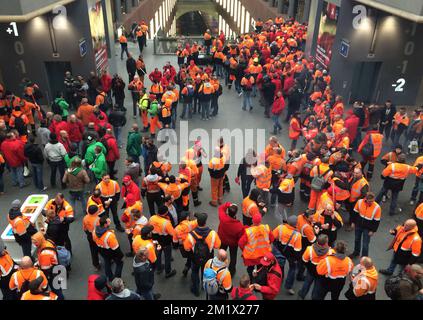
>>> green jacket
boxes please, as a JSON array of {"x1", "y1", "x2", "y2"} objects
[
  {"x1": 126, "y1": 131, "x2": 142, "y2": 157},
  {"x1": 85, "y1": 141, "x2": 107, "y2": 165},
  {"x1": 90, "y1": 153, "x2": 107, "y2": 179},
  {"x1": 139, "y1": 93, "x2": 149, "y2": 111},
  {"x1": 54, "y1": 97, "x2": 70, "y2": 118},
  {"x1": 148, "y1": 101, "x2": 159, "y2": 117}
]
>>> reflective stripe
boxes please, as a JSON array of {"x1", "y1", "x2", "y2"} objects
[
  {"x1": 103, "y1": 232, "x2": 112, "y2": 249},
  {"x1": 325, "y1": 257, "x2": 331, "y2": 276},
  {"x1": 210, "y1": 231, "x2": 216, "y2": 251},
  {"x1": 246, "y1": 203, "x2": 255, "y2": 217}
]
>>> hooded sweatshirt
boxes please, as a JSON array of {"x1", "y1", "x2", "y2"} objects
[
  {"x1": 352, "y1": 266, "x2": 378, "y2": 298},
  {"x1": 133, "y1": 257, "x2": 154, "y2": 292}
]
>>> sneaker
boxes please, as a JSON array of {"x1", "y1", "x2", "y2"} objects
[
  {"x1": 198, "y1": 187, "x2": 203, "y2": 191},
  {"x1": 238, "y1": 91, "x2": 243, "y2": 97},
  {"x1": 410, "y1": 200, "x2": 415, "y2": 205},
  {"x1": 209, "y1": 201, "x2": 217, "y2": 207},
  {"x1": 382, "y1": 195, "x2": 387, "y2": 203},
  {"x1": 182, "y1": 267, "x2": 189, "y2": 277},
  {"x1": 287, "y1": 289, "x2": 295, "y2": 295},
  {"x1": 42, "y1": 186, "x2": 48, "y2": 191},
  {"x1": 249, "y1": 107, "x2": 253, "y2": 111},
  {"x1": 379, "y1": 269, "x2": 393, "y2": 276},
  {"x1": 165, "y1": 269, "x2": 177, "y2": 278}
]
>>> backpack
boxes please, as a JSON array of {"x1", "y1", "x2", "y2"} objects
[
  {"x1": 191, "y1": 230, "x2": 211, "y2": 267},
  {"x1": 361, "y1": 135, "x2": 374, "y2": 158},
  {"x1": 41, "y1": 240, "x2": 72, "y2": 267},
  {"x1": 233, "y1": 288, "x2": 253, "y2": 300},
  {"x1": 100, "y1": 137, "x2": 110, "y2": 154},
  {"x1": 51, "y1": 101, "x2": 61, "y2": 115},
  {"x1": 311, "y1": 167, "x2": 330, "y2": 191},
  {"x1": 14, "y1": 115, "x2": 26, "y2": 135},
  {"x1": 409, "y1": 139, "x2": 419, "y2": 154},
  {"x1": 385, "y1": 273, "x2": 414, "y2": 300},
  {"x1": 20, "y1": 270, "x2": 35, "y2": 295},
  {"x1": 203, "y1": 265, "x2": 227, "y2": 296}
]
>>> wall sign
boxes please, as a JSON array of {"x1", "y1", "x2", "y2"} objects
[
  {"x1": 340, "y1": 39, "x2": 349, "y2": 58},
  {"x1": 79, "y1": 38, "x2": 87, "y2": 57}
]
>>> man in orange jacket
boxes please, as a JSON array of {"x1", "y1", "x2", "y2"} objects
[
  {"x1": 379, "y1": 219, "x2": 422, "y2": 276},
  {"x1": 345, "y1": 257, "x2": 378, "y2": 300}
]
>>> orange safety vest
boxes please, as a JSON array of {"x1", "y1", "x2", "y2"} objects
[
  {"x1": 349, "y1": 177, "x2": 369, "y2": 202},
  {"x1": 96, "y1": 180, "x2": 120, "y2": 197},
  {"x1": 161, "y1": 105, "x2": 171, "y2": 118},
  {"x1": 21, "y1": 291, "x2": 58, "y2": 300},
  {"x1": 330, "y1": 177, "x2": 350, "y2": 201},
  {"x1": 93, "y1": 230, "x2": 118, "y2": 249},
  {"x1": 318, "y1": 255, "x2": 353, "y2": 279},
  {"x1": 242, "y1": 225, "x2": 272, "y2": 260},
  {"x1": 369, "y1": 132, "x2": 383, "y2": 158},
  {"x1": 150, "y1": 215, "x2": 172, "y2": 236},
  {"x1": 393, "y1": 226, "x2": 421, "y2": 254},
  {"x1": 278, "y1": 178, "x2": 295, "y2": 194},
  {"x1": 355, "y1": 199, "x2": 381, "y2": 221},
  {"x1": 255, "y1": 166, "x2": 272, "y2": 190},
  {"x1": 383, "y1": 163, "x2": 417, "y2": 180}
]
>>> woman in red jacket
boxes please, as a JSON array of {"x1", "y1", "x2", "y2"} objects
[
  {"x1": 87, "y1": 274, "x2": 110, "y2": 300},
  {"x1": 217, "y1": 202, "x2": 245, "y2": 276},
  {"x1": 271, "y1": 91, "x2": 285, "y2": 134},
  {"x1": 250, "y1": 252, "x2": 283, "y2": 300}
]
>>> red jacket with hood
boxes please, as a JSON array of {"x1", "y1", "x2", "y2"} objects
[
  {"x1": 103, "y1": 134, "x2": 120, "y2": 162},
  {"x1": 217, "y1": 202, "x2": 245, "y2": 247},
  {"x1": 87, "y1": 275, "x2": 108, "y2": 300},
  {"x1": 344, "y1": 110, "x2": 360, "y2": 142},
  {"x1": 0, "y1": 137, "x2": 26, "y2": 167}
]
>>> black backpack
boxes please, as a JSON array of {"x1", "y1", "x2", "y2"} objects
[
  {"x1": 385, "y1": 273, "x2": 414, "y2": 300},
  {"x1": 99, "y1": 138, "x2": 110, "y2": 154},
  {"x1": 361, "y1": 135, "x2": 374, "y2": 158},
  {"x1": 191, "y1": 230, "x2": 212, "y2": 267},
  {"x1": 51, "y1": 101, "x2": 61, "y2": 115},
  {"x1": 14, "y1": 115, "x2": 26, "y2": 135}
]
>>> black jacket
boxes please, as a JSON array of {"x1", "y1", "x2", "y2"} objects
[
  {"x1": 133, "y1": 258, "x2": 155, "y2": 293},
  {"x1": 108, "y1": 110, "x2": 127, "y2": 127},
  {"x1": 262, "y1": 81, "x2": 276, "y2": 104},
  {"x1": 126, "y1": 58, "x2": 137, "y2": 75},
  {"x1": 380, "y1": 105, "x2": 397, "y2": 125},
  {"x1": 24, "y1": 143, "x2": 44, "y2": 164}
]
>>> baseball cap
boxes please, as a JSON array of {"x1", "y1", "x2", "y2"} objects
[
  {"x1": 123, "y1": 175, "x2": 131, "y2": 183},
  {"x1": 252, "y1": 213, "x2": 262, "y2": 225},
  {"x1": 260, "y1": 252, "x2": 275, "y2": 266},
  {"x1": 141, "y1": 225, "x2": 154, "y2": 237}
]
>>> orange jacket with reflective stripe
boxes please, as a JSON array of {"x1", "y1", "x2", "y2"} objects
[
  {"x1": 82, "y1": 213, "x2": 100, "y2": 233},
  {"x1": 278, "y1": 177, "x2": 295, "y2": 194},
  {"x1": 316, "y1": 191, "x2": 334, "y2": 213},
  {"x1": 393, "y1": 225, "x2": 421, "y2": 256},
  {"x1": 382, "y1": 163, "x2": 417, "y2": 180},
  {"x1": 272, "y1": 224, "x2": 301, "y2": 252},
  {"x1": 242, "y1": 225, "x2": 272, "y2": 260},
  {"x1": 268, "y1": 154, "x2": 285, "y2": 171},
  {"x1": 183, "y1": 228, "x2": 221, "y2": 252},
  {"x1": 21, "y1": 291, "x2": 58, "y2": 300},
  {"x1": 289, "y1": 118, "x2": 301, "y2": 139},
  {"x1": 393, "y1": 112, "x2": 409, "y2": 129},
  {"x1": 297, "y1": 214, "x2": 316, "y2": 244},
  {"x1": 9, "y1": 268, "x2": 48, "y2": 292},
  {"x1": 254, "y1": 165, "x2": 272, "y2": 190},
  {"x1": 86, "y1": 196, "x2": 105, "y2": 215},
  {"x1": 44, "y1": 199, "x2": 74, "y2": 219},
  {"x1": 158, "y1": 182, "x2": 189, "y2": 200},
  {"x1": 316, "y1": 255, "x2": 353, "y2": 279},
  {"x1": 37, "y1": 240, "x2": 58, "y2": 270},
  {"x1": 349, "y1": 177, "x2": 369, "y2": 202},
  {"x1": 302, "y1": 245, "x2": 334, "y2": 266},
  {"x1": 354, "y1": 199, "x2": 381, "y2": 222},
  {"x1": 173, "y1": 220, "x2": 198, "y2": 244},
  {"x1": 0, "y1": 251, "x2": 14, "y2": 277},
  {"x1": 242, "y1": 197, "x2": 260, "y2": 218},
  {"x1": 149, "y1": 214, "x2": 175, "y2": 237},
  {"x1": 96, "y1": 180, "x2": 120, "y2": 197},
  {"x1": 132, "y1": 236, "x2": 157, "y2": 263},
  {"x1": 415, "y1": 203, "x2": 423, "y2": 221},
  {"x1": 93, "y1": 230, "x2": 120, "y2": 250},
  {"x1": 8, "y1": 215, "x2": 31, "y2": 236},
  {"x1": 352, "y1": 267, "x2": 378, "y2": 297},
  {"x1": 413, "y1": 156, "x2": 423, "y2": 177}
]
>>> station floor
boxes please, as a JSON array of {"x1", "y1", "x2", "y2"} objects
[{"x1": 0, "y1": 41, "x2": 419, "y2": 300}]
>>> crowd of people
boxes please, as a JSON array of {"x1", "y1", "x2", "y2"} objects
[{"x1": 0, "y1": 16, "x2": 422, "y2": 301}]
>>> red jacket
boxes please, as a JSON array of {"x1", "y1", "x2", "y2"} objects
[
  {"x1": 87, "y1": 275, "x2": 108, "y2": 300},
  {"x1": 89, "y1": 111, "x2": 109, "y2": 130},
  {"x1": 217, "y1": 203, "x2": 245, "y2": 248},
  {"x1": 67, "y1": 120, "x2": 84, "y2": 143},
  {"x1": 271, "y1": 96, "x2": 285, "y2": 115},
  {"x1": 103, "y1": 134, "x2": 120, "y2": 162},
  {"x1": 230, "y1": 287, "x2": 258, "y2": 300},
  {"x1": 101, "y1": 74, "x2": 112, "y2": 92},
  {"x1": 344, "y1": 110, "x2": 360, "y2": 142},
  {"x1": 121, "y1": 181, "x2": 141, "y2": 201},
  {"x1": 259, "y1": 263, "x2": 283, "y2": 300},
  {"x1": 149, "y1": 70, "x2": 162, "y2": 83},
  {"x1": 283, "y1": 75, "x2": 295, "y2": 94},
  {"x1": 49, "y1": 120, "x2": 69, "y2": 137},
  {"x1": 271, "y1": 79, "x2": 282, "y2": 96},
  {"x1": 1, "y1": 138, "x2": 26, "y2": 167}
]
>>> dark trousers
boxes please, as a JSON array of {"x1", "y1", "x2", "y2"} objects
[
  {"x1": 191, "y1": 262, "x2": 205, "y2": 294},
  {"x1": 353, "y1": 226, "x2": 372, "y2": 257},
  {"x1": 49, "y1": 160, "x2": 66, "y2": 188},
  {"x1": 411, "y1": 176, "x2": 421, "y2": 201},
  {"x1": 156, "y1": 244, "x2": 172, "y2": 274},
  {"x1": 131, "y1": 92, "x2": 140, "y2": 117},
  {"x1": 101, "y1": 252, "x2": 124, "y2": 281},
  {"x1": 46, "y1": 270, "x2": 65, "y2": 300},
  {"x1": 312, "y1": 277, "x2": 346, "y2": 300},
  {"x1": 241, "y1": 175, "x2": 254, "y2": 198},
  {"x1": 375, "y1": 186, "x2": 399, "y2": 215},
  {"x1": 220, "y1": 243, "x2": 238, "y2": 276},
  {"x1": 146, "y1": 192, "x2": 163, "y2": 216},
  {"x1": 31, "y1": 163, "x2": 45, "y2": 190},
  {"x1": 115, "y1": 97, "x2": 124, "y2": 109},
  {"x1": 19, "y1": 238, "x2": 33, "y2": 258},
  {"x1": 104, "y1": 200, "x2": 122, "y2": 228},
  {"x1": 107, "y1": 161, "x2": 116, "y2": 179},
  {"x1": 86, "y1": 232, "x2": 100, "y2": 268},
  {"x1": 120, "y1": 45, "x2": 129, "y2": 59},
  {"x1": 0, "y1": 273, "x2": 17, "y2": 300},
  {"x1": 298, "y1": 270, "x2": 317, "y2": 299}
]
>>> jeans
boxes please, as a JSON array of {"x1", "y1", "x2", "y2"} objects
[
  {"x1": 120, "y1": 45, "x2": 129, "y2": 59},
  {"x1": 139, "y1": 289, "x2": 154, "y2": 300},
  {"x1": 215, "y1": 64, "x2": 224, "y2": 78},
  {"x1": 201, "y1": 100, "x2": 211, "y2": 119},
  {"x1": 375, "y1": 186, "x2": 399, "y2": 215},
  {"x1": 113, "y1": 126, "x2": 122, "y2": 147},
  {"x1": 312, "y1": 278, "x2": 345, "y2": 300},
  {"x1": 298, "y1": 271, "x2": 316, "y2": 299},
  {"x1": 49, "y1": 160, "x2": 66, "y2": 188},
  {"x1": 386, "y1": 255, "x2": 406, "y2": 274},
  {"x1": 102, "y1": 253, "x2": 124, "y2": 281},
  {"x1": 191, "y1": 262, "x2": 205, "y2": 294},
  {"x1": 411, "y1": 177, "x2": 421, "y2": 201},
  {"x1": 271, "y1": 246, "x2": 297, "y2": 289},
  {"x1": 241, "y1": 175, "x2": 254, "y2": 198},
  {"x1": 10, "y1": 166, "x2": 25, "y2": 187},
  {"x1": 156, "y1": 245, "x2": 172, "y2": 274},
  {"x1": 171, "y1": 105, "x2": 178, "y2": 129},
  {"x1": 181, "y1": 102, "x2": 192, "y2": 119},
  {"x1": 69, "y1": 190, "x2": 87, "y2": 217},
  {"x1": 242, "y1": 91, "x2": 253, "y2": 110},
  {"x1": 211, "y1": 95, "x2": 218, "y2": 116},
  {"x1": 272, "y1": 114, "x2": 282, "y2": 132},
  {"x1": 31, "y1": 163, "x2": 45, "y2": 190},
  {"x1": 353, "y1": 226, "x2": 371, "y2": 257}
]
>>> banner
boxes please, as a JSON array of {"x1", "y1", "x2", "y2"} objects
[
  {"x1": 87, "y1": 0, "x2": 108, "y2": 74},
  {"x1": 316, "y1": 1, "x2": 339, "y2": 69}
]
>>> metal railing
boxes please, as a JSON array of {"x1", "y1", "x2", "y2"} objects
[{"x1": 153, "y1": 27, "x2": 205, "y2": 55}]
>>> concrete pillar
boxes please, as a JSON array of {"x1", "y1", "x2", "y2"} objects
[
  {"x1": 277, "y1": 0, "x2": 284, "y2": 13},
  {"x1": 114, "y1": 0, "x2": 121, "y2": 22},
  {"x1": 125, "y1": 0, "x2": 132, "y2": 13},
  {"x1": 304, "y1": 0, "x2": 323, "y2": 58},
  {"x1": 302, "y1": 0, "x2": 311, "y2": 23},
  {"x1": 288, "y1": 0, "x2": 296, "y2": 18}
]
